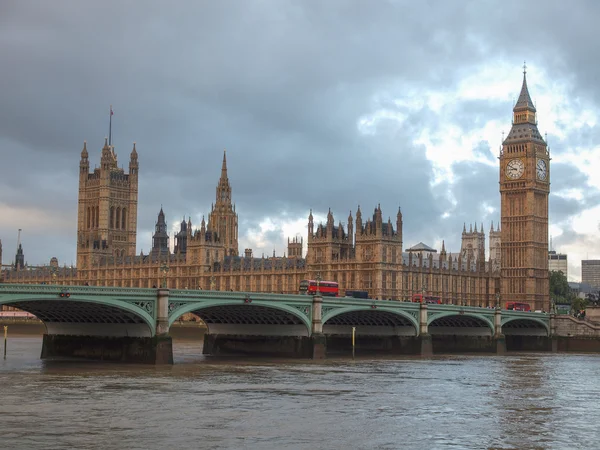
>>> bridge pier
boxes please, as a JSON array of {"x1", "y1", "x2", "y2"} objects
[
  {"x1": 419, "y1": 303, "x2": 433, "y2": 356},
  {"x1": 494, "y1": 307, "x2": 506, "y2": 355},
  {"x1": 41, "y1": 334, "x2": 173, "y2": 364},
  {"x1": 549, "y1": 313, "x2": 558, "y2": 352},
  {"x1": 311, "y1": 295, "x2": 326, "y2": 359}
]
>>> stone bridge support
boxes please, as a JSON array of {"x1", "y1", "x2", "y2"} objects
[
  {"x1": 152, "y1": 288, "x2": 173, "y2": 364},
  {"x1": 494, "y1": 307, "x2": 506, "y2": 355},
  {"x1": 549, "y1": 313, "x2": 558, "y2": 352},
  {"x1": 310, "y1": 295, "x2": 326, "y2": 359},
  {"x1": 419, "y1": 303, "x2": 432, "y2": 356}
]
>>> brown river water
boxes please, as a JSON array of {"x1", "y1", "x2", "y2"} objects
[{"x1": 1, "y1": 330, "x2": 600, "y2": 449}]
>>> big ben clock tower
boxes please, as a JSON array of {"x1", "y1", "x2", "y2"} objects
[{"x1": 500, "y1": 66, "x2": 550, "y2": 311}]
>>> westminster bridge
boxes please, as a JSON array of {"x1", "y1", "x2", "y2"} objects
[{"x1": 0, "y1": 284, "x2": 554, "y2": 364}]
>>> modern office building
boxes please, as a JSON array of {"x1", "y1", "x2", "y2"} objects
[
  {"x1": 548, "y1": 251, "x2": 568, "y2": 277},
  {"x1": 582, "y1": 260, "x2": 600, "y2": 290}
]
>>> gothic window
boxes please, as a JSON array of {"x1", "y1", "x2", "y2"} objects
[
  {"x1": 110, "y1": 207, "x2": 115, "y2": 229},
  {"x1": 116, "y1": 207, "x2": 121, "y2": 230},
  {"x1": 87, "y1": 207, "x2": 91, "y2": 229},
  {"x1": 122, "y1": 208, "x2": 127, "y2": 230}
]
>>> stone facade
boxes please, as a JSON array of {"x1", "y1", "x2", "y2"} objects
[{"x1": 76, "y1": 139, "x2": 138, "y2": 269}]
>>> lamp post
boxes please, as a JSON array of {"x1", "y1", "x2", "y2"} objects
[
  {"x1": 50, "y1": 266, "x2": 58, "y2": 285},
  {"x1": 495, "y1": 292, "x2": 500, "y2": 310},
  {"x1": 316, "y1": 272, "x2": 322, "y2": 296},
  {"x1": 421, "y1": 284, "x2": 426, "y2": 303},
  {"x1": 210, "y1": 275, "x2": 216, "y2": 291},
  {"x1": 161, "y1": 263, "x2": 170, "y2": 288}
]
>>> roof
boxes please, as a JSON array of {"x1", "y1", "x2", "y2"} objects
[{"x1": 407, "y1": 242, "x2": 437, "y2": 252}]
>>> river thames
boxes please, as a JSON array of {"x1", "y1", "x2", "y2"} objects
[{"x1": 1, "y1": 334, "x2": 600, "y2": 449}]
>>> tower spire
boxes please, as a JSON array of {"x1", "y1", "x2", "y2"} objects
[
  {"x1": 109, "y1": 105, "x2": 114, "y2": 146},
  {"x1": 514, "y1": 63, "x2": 535, "y2": 112},
  {"x1": 221, "y1": 149, "x2": 228, "y2": 181}
]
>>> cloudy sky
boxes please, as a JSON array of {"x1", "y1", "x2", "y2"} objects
[{"x1": 1, "y1": 0, "x2": 599, "y2": 280}]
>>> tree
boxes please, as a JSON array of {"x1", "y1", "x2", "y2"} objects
[
  {"x1": 549, "y1": 270, "x2": 573, "y2": 304},
  {"x1": 572, "y1": 296, "x2": 588, "y2": 315},
  {"x1": 585, "y1": 291, "x2": 600, "y2": 306}
]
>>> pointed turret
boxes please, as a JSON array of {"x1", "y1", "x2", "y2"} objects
[
  {"x1": 81, "y1": 141, "x2": 88, "y2": 159},
  {"x1": 355, "y1": 205, "x2": 363, "y2": 234},
  {"x1": 129, "y1": 142, "x2": 138, "y2": 176},
  {"x1": 80, "y1": 141, "x2": 89, "y2": 175},
  {"x1": 152, "y1": 207, "x2": 169, "y2": 257}
]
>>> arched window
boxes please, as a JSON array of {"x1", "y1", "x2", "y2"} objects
[
  {"x1": 96, "y1": 206, "x2": 99, "y2": 228},
  {"x1": 116, "y1": 207, "x2": 121, "y2": 230},
  {"x1": 121, "y1": 208, "x2": 127, "y2": 230},
  {"x1": 87, "y1": 207, "x2": 91, "y2": 229},
  {"x1": 110, "y1": 207, "x2": 115, "y2": 229}
]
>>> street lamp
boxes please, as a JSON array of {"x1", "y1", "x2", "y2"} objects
[
  {"x1": 50, "y1": 266, "x2": 58, "y2": 285},
  {"x1": 495, "y1": 292, "x2": 500, "y2": 309},
  {"x1": 210, "y1": 275, "x2": 216, "y2": 291},
  {"x1": 161, "y1": 263, "x2": 170, "y2": 288},
  {"x1": 316, "y1": 272, "x2": 322, "y2": 296}
]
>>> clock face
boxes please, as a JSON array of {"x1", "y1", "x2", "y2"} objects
[
  {"x1": 536, "y1": 159, "x2": 548, "y2": 181},
  {"x1": 506, "y1": 159, "x2": 525, "y2": 179}
]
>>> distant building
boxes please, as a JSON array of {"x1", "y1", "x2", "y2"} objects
[
  {"x1": 568, "y1": 282, "x2": 595, "y2": 299},
  {"x1": 549, "y1": 251, "x2": 568, "y2": 277},
  {"x1": 582, "y1": 260, "x2": 600, "y2": 290}
]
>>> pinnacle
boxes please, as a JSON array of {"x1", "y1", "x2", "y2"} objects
[{"x1": 514, "y1": 70, "x2": 535, "y2": 112}]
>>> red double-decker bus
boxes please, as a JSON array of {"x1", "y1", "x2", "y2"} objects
[
  {"x1": 299, "y1": 280, "x2": 339, "y2": 297},
  {"x1": 411, "y1": 294, "x2": 442, "y2": 304},
  {"x1": 505, "y1": 302, "x2": 531, "y2": 312}
]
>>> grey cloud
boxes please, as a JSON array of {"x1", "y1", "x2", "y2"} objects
[{"x1": 1, "y1": 0, "x2": 600, "y2": 267}]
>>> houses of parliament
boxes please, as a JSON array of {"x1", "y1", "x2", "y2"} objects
[{"x1": 1, "y1": 71, "x2": 551, "y2": 311}]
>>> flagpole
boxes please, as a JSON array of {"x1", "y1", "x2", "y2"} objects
[{"x1": 109, "y1": 105, "x2": 113, "y2": 147}]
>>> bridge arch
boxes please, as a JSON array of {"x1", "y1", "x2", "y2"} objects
[
  {"x1": 428, "y1": 312, "x2": 494, "y2": 336},
  {"x1": 0, "y1": 296, "x2": 156, "y2": 337},
  {"x1": 169, "y1": 300, "x2": 312, "y2": 336},
  {"x1": 323, "y1": 306, "x2": 419, "y2": 336},
  {"x1": 501, "y1": 316, "x2": 549, "y2": 336}
]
